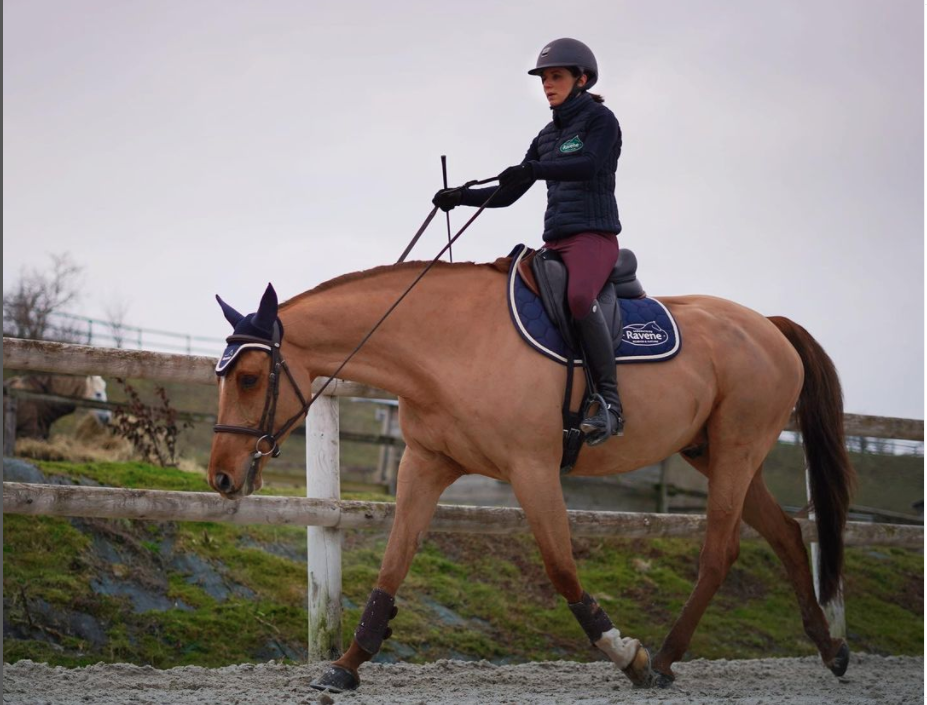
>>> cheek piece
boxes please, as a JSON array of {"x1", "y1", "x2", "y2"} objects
[{"x1": 354, "y1": 588, "x2": 399, "y2": 655}]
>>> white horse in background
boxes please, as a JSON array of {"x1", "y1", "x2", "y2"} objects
[{"x1": 4, "y1": 374, "x2": 111, "y2": 439}]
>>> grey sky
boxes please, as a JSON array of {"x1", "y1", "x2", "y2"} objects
[{"x1": 3, "y1": 1, "x2": 924, "y2": 419}]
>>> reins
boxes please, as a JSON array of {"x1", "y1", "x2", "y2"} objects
[{"x1": 214, "y1": 177, "x2": 500, "y2": 487}]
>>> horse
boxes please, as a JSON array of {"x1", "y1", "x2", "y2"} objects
[
  {"x1": 4, "y1": 374, "x2": 110, "y2": 441},
  {"x1": 207, "y1": 257, "x2": 854, "y2": 691}
]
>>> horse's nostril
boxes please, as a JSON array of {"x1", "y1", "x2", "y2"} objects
[{"x1": 215, "y1": 472, "x2": 233, "y2": 493}]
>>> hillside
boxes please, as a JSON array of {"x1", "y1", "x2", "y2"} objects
[{"x1": 3, "y1": 459, "x2": 922, "y2": 669}]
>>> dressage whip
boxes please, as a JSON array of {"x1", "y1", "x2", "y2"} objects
[
  {"x1": 442, "y1": 155, "x2": 453, "y2": 263},
  {"x1": 396, "y1": 174, "x2": 498, "y2": 264}
]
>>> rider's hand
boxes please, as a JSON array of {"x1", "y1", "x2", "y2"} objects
[
  {"x1": 432, "y1": 188, "x2": 463, "y2": 212},
  {"x1": 498, "y1": 163, "x2": 536, "y2": 190}
]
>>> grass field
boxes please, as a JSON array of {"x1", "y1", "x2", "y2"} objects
[{"x1": 3, "y1": 460, "x2": 922, "y2": 669}]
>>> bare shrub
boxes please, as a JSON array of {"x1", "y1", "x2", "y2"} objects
[{"x1": 110, "y1": 379, "x2": 191, "y2": 467}]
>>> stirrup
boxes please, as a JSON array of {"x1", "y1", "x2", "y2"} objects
[{"x1": 580, "y1": 395, "x2": 624, "y2": 445}]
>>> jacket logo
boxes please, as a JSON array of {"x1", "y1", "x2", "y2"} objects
[
  {"x1": 622, "y1": 322, "x2": 669, "y2": 347},
  {"x1": 559, "y1": 135, "x2": 584, "y2": 153}
]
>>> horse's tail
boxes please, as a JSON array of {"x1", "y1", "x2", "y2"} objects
[{"x1": 768, "y1": 316, "x2": 856, "y2": 604}]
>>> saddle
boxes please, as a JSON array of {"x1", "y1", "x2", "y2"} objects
[{"x1": 519, "y1": 248, "x2": 647, "y2": 355}]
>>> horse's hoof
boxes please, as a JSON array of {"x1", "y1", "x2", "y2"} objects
[
  {"x1": 653, "y1": 669, "x2": 676, "y2": 689},
  {"x1": 621, "y1": 646, "x2": 655, "y2": 688},
  {"x1": 828, "y1": 642, "x2": 850, "y2": 678},
  {"x1": 310, "y1": 665, "x2": 359, "y2": 693}
]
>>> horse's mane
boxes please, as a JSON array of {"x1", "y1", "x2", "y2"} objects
[{"x1": 280, "y1": 258, "x2": 510, "y2": 310}]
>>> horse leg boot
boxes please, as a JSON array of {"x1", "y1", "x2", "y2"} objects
[
  {"x1": 508, "y1": 469, "x2": 653, "y2": 686},
  {"x1": 311, "y1": 450, "x2": 461, "y2": 693},
  {"x1": 575, "y1": 301, "x2": 624, "y2": 444},
  {"x1": 742, "y1": 472, "x2": 849, "y2": 676}
]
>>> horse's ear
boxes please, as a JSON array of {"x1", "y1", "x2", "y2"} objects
[
  {"x1": 253, "y1": 283, "x2": 278, "y2": 331},
  {"x1": 216, "y1": 295, "x2": 245, "y2": 328}
]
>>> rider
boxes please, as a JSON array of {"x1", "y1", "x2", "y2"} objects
[{"x1": 433, "y1": 38, "x2": 625, "y2": 444}]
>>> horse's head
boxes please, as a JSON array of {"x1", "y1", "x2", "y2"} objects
[
  {"x1": 208, "y1": 283, "x2": 311, "y2": 499},
  {"x1": 86, "y1": 375, "x2": 111, "y2": 425}
]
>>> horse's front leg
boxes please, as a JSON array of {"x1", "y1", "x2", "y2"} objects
[
  {"x1": 508, "y1": 467, "x2": 655, "y2": 687},
  {"x1": 311, "y1": 448, "x2": 461, "y2": 693}
]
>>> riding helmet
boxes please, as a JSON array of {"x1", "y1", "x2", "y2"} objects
[{"x1": 528, "y1": 38, "x2": 598, "y2": 90}]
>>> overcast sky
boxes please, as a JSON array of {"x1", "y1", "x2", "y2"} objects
[{"x1": 3, "y1": 0, "x2": 924, "y2": 419}]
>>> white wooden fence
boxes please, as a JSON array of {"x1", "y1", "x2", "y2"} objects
[{"x1": 2, "y1": 337, "x2": 924, "y2": 660}]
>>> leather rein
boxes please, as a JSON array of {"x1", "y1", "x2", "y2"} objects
[{"x1": 212, "y1": 178, "x2": 499, "y2": 491}]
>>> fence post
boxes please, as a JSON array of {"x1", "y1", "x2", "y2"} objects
[
  {"x1": 806, "y1": 466, "x2": 846, "y2": 638},
  {"x1": 3, "y1": 392, "x2": 17, "y2": 456},
  {"x1": 306, "y1": 394, "x2": 343, "y2": 661}
]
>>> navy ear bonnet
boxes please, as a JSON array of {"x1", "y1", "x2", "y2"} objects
[{"x1": 215, "y1": 283, "x2": 284, "y2": 375}]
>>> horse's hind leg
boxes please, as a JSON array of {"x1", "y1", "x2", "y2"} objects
[
  {"x1": 651, "y1": 448, "x2": 757, "y2": 685},
  {"x1": 508, "y1": 467, "x2": 654, "y2": 686},
  {"x1": 311, "y1": 448, "x2": 461, "y2": 693},
  {"x1": 742, "y1": 471, "x2": 849, "y2": 675}
]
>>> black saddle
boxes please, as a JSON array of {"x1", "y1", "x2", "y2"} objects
[{"x1": 530, "y1": 248, "x2": 646, "y2": 355}]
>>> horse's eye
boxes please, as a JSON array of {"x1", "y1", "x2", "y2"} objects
[{"x1": 240, "y1": 375, "x2": 259, "y2": 389}]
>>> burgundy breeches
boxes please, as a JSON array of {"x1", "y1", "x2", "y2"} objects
[{"x1": 544, "y1": 231, "x2": 620, "y2": 320}]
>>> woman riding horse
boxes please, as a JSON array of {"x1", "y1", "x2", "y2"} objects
[
  {"x1": 434, "y1": 38, "x2": 625, "y2": 444},
  {"x1": 209, "y1": 37, "x2": 853, "y2": 696}
]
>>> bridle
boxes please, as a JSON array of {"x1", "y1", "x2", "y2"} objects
[
  {"x1": 213, "y1": 322, "x2": 311, "y2": 492},
  {"x1": 212, "y1": 176, "x2": 500, "y2": 492}
]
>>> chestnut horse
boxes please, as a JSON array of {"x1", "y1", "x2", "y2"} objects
[{"x1": 207, "y1": 259, "x2": 854, "y2": 691}]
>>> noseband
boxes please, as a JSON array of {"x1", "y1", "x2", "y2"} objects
[{"x1": 213, "y1": 322, "x2": 311, "y2": 492}]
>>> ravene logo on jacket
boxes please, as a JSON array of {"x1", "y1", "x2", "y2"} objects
[
  {"x1": 559, "y1": 135, "x2": 584, "y2": 153},
  {"x1": 622, "y1": 322, "x2": 669, "y2": 347}
]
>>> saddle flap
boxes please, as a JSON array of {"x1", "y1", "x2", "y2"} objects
[{"x1": 530, "y1": 250, "x2": 579, "y2": 352}]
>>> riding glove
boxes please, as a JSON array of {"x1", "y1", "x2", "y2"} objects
[{"x1": 432, "y1": 188, "x2": 463, "y2": 212}]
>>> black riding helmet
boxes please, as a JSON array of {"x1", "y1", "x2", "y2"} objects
[{"x1": 528, "y1": 37, "x2": 598, "y2": 90}]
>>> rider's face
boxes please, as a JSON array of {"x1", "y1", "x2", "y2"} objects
[{"x1": 541, "y1": 67, "x2": 587, "y2": 107}]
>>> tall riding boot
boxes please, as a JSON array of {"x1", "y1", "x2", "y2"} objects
[{"x1": 575, "y1": 300, "x2": 625, "y2": 445}]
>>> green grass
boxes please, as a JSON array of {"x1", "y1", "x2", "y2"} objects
[{"x1": 3, "y1": 460, "x2": 923, "y2": 668}]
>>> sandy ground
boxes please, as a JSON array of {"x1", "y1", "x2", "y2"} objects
[{"x1": 3, "y1": 655, "x2": 923, "y2": 705}]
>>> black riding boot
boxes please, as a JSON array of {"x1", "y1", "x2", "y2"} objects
[{"x1": 575, "y1": 300, "x2": 624, "y2": 445}]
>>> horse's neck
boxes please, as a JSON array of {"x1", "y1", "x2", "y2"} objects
[{"x1": 280, "y1": 263, "x2": 502, "y2": 400}]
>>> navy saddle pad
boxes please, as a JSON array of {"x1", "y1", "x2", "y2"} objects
[{"x1": 506, "y1": 244, "x2": 681, "y2": 365}]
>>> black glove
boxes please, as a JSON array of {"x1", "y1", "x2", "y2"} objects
[
  {"x1": 498, "y1": 163, "x2": 535, "y2": 190},
  {"x1": 432, "y1": 187, "x2": 463, "y2": 212}
]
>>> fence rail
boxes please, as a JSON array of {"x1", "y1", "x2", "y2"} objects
[
  {"x1": 2, "y1": 336, "x2": 924, "y2": 659},
  {"x1": 4, "y1": 482, "x2": 921, "y2": 547},
  {"x1": 5, "y1": 337, "x2": 922, "y2": 440}
]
